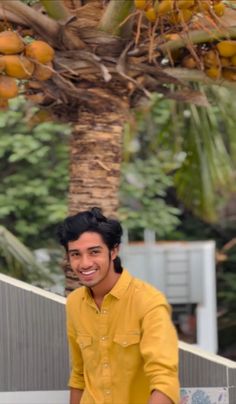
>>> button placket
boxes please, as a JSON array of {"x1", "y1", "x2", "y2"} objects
[{"x1": 99, "y1": 303, "x2": 112, "y2": 403}]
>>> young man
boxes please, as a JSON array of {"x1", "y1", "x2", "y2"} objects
[{"x1": 57, "y1": 207, "x2": 180, "y2": 404}]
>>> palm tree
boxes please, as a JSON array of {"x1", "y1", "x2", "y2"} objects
[{"x1": 1, "y1": 0, "x2": 236, "y2": 292}]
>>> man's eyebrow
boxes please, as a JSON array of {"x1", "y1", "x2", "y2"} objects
[
  {"x1": 68, "y1": 245, "x2": 102, "y2": 253},
  {"x1": 88, "y1": 245, "x2": 102, "y2": 250}
]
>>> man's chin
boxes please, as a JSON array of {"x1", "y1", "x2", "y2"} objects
[{"x1": 78, "y1": 279, "x2": 97, "y2": 287}]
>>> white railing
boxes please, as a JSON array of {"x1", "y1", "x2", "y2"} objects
[{"x1": 0, "y1": 272, "x2": 235, "y2": 404}]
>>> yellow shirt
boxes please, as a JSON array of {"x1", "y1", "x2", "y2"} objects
[{"x1": 66, "y1": 270, "x2": 180, "y2": 404}]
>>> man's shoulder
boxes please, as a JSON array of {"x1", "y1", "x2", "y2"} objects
[
  {"x1": 131, "y1": 274, "x2": 163, "y2": 295},
  {"x1": 129, "y1": 274, "x2": 169, "y2": 306},
  {"x1": 66, "y1": 286, "x2": 85, "y2": 305}
]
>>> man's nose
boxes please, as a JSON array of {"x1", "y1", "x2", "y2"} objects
[{"x1": 80, "y1": 254, "x2": 93, "y2": 269}]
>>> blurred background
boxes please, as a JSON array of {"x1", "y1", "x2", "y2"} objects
[{"x1": 0, "y1": 90, "x2": 235, "y2": 360}]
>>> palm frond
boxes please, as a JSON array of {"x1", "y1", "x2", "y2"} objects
[
  {"x1": 0, "y1": 225, "x2": 51, "y2": 285},
  {"x1": 174, "y1": 91, "x2": 235, "y2": 221}
]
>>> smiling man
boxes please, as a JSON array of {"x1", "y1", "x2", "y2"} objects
[{"x1": 57, "y1": 207, "x2": 180, "y2": 404}]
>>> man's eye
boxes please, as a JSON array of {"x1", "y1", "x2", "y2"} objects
[{"x1": 91, "y1": 250, "x2": 99, "y2": 255}]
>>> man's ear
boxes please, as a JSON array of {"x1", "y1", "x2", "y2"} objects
[{"x1": 111, "y1": 244, "x2": 119, "y2": 261}]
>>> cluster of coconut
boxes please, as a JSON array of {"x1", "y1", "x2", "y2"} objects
[
  {"x1": 134, "y1": 0, "x2": 236, "y2": 82},
  {"x1": 135, "y1": 0, "x2": 225, "y2": 24},
  {"x1": 181, "y1": 40, "x2": 236, "y2": 81},
  {"x1": 0, "y1": 30, "x2": 55, "y2": 107}
]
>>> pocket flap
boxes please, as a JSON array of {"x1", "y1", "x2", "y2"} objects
[
  {"x1": 76, "y1": 334, "x2": 92, "y2": 349},
  {"x1": 113, "y1": 333, "x2": 140, "y2": 347}
]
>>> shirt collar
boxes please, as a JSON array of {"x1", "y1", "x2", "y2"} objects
[
  {"x1": 109, "y1": 269, "x2": 132, "y2": 299},
  {"x1": 82, "y1": 269, "x2": 132, "y2": 301}
]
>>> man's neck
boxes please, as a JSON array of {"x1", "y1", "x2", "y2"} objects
[{"x1": 91, "y1": 272, "x2": 121, "y2": 308}]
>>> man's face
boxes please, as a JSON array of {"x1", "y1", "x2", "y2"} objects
[{"x1": 68, "y1": 231, "x2": 118, "y2": 290}]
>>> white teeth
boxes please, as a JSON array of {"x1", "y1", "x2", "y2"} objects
[{"x1": 81, "y1": 270, "x2": 96, "y2": 275}]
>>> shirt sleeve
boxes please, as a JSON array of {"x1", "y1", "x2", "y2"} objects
[
  {"x1": 66, "y1": 300, "x2": 85, "y2": 390},
  {"x1": 139, "y1": 293, "x2": 180, "y2": 404}
]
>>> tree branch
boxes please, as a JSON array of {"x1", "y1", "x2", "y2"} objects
[
  {"x1": 0, "y1": 0, "x2": 60, "y2": 45},
  {"x1": 164, "y1": 67, "x2": 236, "y2": 90},
  {"x1": 159, "y1": 26, "x2": 236, "y2": 54}
]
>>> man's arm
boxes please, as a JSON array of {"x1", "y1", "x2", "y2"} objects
[
  {"x1": 70, "y1": 387, "x2": 84, "y2": 404},
  {"x1": 140, "y1": 293, "x2": 180, "y2": 404},
  {"x1": 66, "y1": 299, "x2": 85, "y2": 396},
  {"x1": 148, "y1": 389, "x2": 173, "y2": 404}
]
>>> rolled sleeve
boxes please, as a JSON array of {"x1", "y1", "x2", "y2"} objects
[
  {"x1": 67, "y1": 332, "x2": 85, "y2": 389},
  {"x1": 140, "y1": 296, "x2": 180, "y2": 404},
  {"x1": 66, "y1": 302, "x2": 85, "y2": 390}
]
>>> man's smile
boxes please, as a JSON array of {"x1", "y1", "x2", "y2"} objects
[{"x1": 80, "y1": 269, "x2": 97, "y2": 276}]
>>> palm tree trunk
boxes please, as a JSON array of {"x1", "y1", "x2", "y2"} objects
[{"x1": 64, "y1": 108, "x2": 127, "y2": 293}]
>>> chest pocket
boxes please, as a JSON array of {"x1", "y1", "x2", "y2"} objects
[
  {"x1": 113, "y1": 333, "x2": 141, "y2": 371},
  {"x1": 77, "y1": 334, "x2": 92, "y2": 349},
  {"x1": 113, "y1": 333, "x2": 140, "y2": 347},
  {"x1": 76, "y1": 334, "x2": 94, "y2": 369}
]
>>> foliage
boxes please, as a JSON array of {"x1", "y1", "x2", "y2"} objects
[
  {"x1": 121, "y1": 100, "x2": 180, "y2": 239},
  {"x1": 0, "y1": 224, "x2": 52, "y2": 286},
  {"x1": 119, "y1": 156, "x2": 181, "y2": 237},
  {"x1": 217, "y1": 243, "x2": 236, "y2": 358},
  {"x1": 174, "y1": 87, "x2": 236, "y2": 222},
  {"x1": 0, "y1": 96, "x2": 71, "y2": 248},
  {"x1": 219, "y1": 273, "x2": 236, "y2": 313},
  {"x1": 125, "y1": 90, "x2": 236, "y2": 223}
]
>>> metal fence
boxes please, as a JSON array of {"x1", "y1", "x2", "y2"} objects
[{"x1": 0, "y1": 273, "x2": 235, "y2": 403}]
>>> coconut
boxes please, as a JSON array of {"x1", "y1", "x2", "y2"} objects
[
  {"x1": 203, "y1": 50, "x2": 219, "y2": 67},
  {"x1": 1, "y1": 55, "x2": 34, "y2": 79},
  {"x1": 134, "y1": 0, "x2": 147, "y2": 10},
  {"x1": 0, "y1": 98, "x2": 9, "y2": 109},
  {"x1": 155, "y1": 0, "x2": 174, "y2": 16},
  {"x1": 0, "y1": 76, "x2": 18, "y2": 99},
  {"x1": 0, "y1": 31, "x2": 25, "y2": 54},
  {"x1": 33, "y1": 62, "x2": 53, "y2": 81},
  {"x1": 231, "y1": 55, "x2": 236, "y2": 67},
  {"x1": 182, "y1": 55, "x2": 197, "y2": 69},
  {"x1": 205, "y1": 67, "x2": 221, "y2": 80},
  {"x1": 25, "y1": 41, "x2": 55, "y2": 64},
  {"x1": 177, "y1": 0, "x2": 195, "y2": 10},
  {"x1": 213, "y1": 2, "x2": 225, "y2": 17},
  {"x1": 222, "y1": 68, "x2": 236, "y2": 81},
  {"x1": 169, "y1": 9, "x2": 193, "y2": 24},
  {"x1": 145, "y1": 7, "x2": 157, "y2": 22},
  {"x1": 216, "y1": 41, "x2": 236, "y2": 58}
]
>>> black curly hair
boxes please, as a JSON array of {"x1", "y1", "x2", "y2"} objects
[{"x1": 57, "y1": 207, "x2": 123, "y2": 273}]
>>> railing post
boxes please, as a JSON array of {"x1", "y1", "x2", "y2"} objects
[{"x1": 144, "y1": 229, "x2": 155, "y2": 243}]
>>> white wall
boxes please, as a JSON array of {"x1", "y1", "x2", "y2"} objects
[{"x1": 0, "y1": 391, "x2": 69, "y2": 404}]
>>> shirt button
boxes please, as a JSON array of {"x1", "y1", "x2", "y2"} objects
[
  {"x1": 105, "y1": 389, "x2": 111, "y2": 395},
  {"x1": 103, "y1": 363, "x2": 109, "y2": 368},
  {"x1": 101, "y1": 336, "x2": 107, "y2": 341},
  {"x1": 123, "y1": 341, "x2": 127, "y2": 346},
  {"x1": 102, "y1": 309, "x2": 107, "y2": 314}
]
